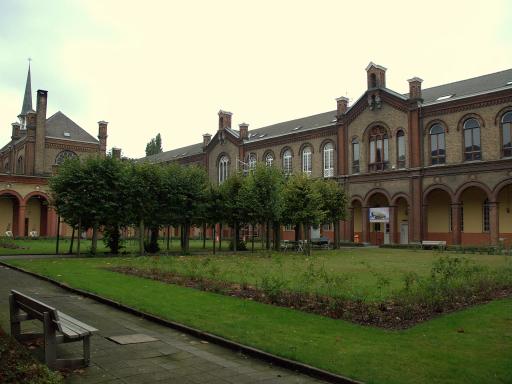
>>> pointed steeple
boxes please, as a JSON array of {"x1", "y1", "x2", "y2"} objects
[{"x1": 20, "y1": 61, "x2": 33, "y2": 115}]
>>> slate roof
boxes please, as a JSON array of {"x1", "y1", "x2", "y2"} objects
[
  {"x1": 406, "y1": 68, "x2": 512, "y2": 104},
  {"x1": 20, "y1": 65, "x2": 33, "y2": 115},
  {"x1": 140, "y1": 142, "x2": 204, "y2": 163},
  {"x1": 139, "y1": 67, "x2": 512, "y2": 162},
  {"x1": 45, "y1": 111, "x2": 98, "y2": 143}
]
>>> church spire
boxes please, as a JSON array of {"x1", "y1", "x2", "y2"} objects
[{"x1": 20, "y1": 60, "x2": 33, "y2": 115}]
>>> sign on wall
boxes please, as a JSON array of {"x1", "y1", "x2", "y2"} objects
[{"x1": 369, "y1": 207, "x2": 390, "y2": 223}]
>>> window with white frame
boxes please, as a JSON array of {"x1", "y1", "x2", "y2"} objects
[
  {"x1": 501, "y1": 111, "x2": 512, "y2": 157},
  {"x1": 323, "y1": 142, "x2": 334, "y2": 177},
  {"x1": 248, "y1": 153, "x2": 257, "y2": 170},
  {"x1": 218, "y1": 155, "x2": 229, "y2": 183},
  {"x1": 265, "y1": 153, "x2": 274, "y2": 167},
  {"x1": 352, "y1": 138, "x2": 360, "y2": 173},
  {"x1": 283, "y1": 149, "x2": 292, "y2": 175},
  {"x1": 397, "y1": 130, "x2": 406, "y2": 169},
  {"x1": 302, "y1": 146, "x2": 312, "y2": 176}
]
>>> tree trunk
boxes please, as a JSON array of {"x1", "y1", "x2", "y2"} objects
[
  {"x1": 183, "y1": 222, "x2": 190, "y2": 254},
  {"x1": 139, "y1": 219, "x2": 144, "y2": 256},
  {"x1": 202, "y1": 222, "x2": 206, "y2": 249},
  {"x1": 77, "y1": 219, "x2": 81, "y2": 257},
  {"x1": 294, "y1": 224, "x2": 300, "y2": 241},
  {"x1": 149, "y1": 227, "x2": 159, "y2": 253},
  {"x1": 333, "y1": 220, "x2": 339, "y2": 249},
  {"x1": 166, "y1": 225, "x2": 170, "y2": 251},
  {"x1": 218, "y1": 223, "x2": 223, "y2": 251},
  {"x1": 68, "y1": 226, "x2": 75, "y2": 254},
  {"x1": 233, "y1": 222, "x2": 238, "y2": 252},
  {"x1": 212, "y1": 224, "x2": 216, "y2": 255},
  {"x1": 91, "y1": 224, "x2": 98, "y2": 255},
  {"x1": 251, "y1": 224, "x2": 255, "y2": 253},
  {"x1": 273, "y1": 221, "x2": 281, "y2": 251},
  {"x1": 266, "y1": 220, "x2": 270, "y2": 250}
]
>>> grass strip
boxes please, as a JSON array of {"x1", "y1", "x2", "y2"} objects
[{"x1": 4, "y1": 257, "x2": 512, "y2": 384}]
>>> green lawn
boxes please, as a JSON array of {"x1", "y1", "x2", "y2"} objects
[
  {"x1": 0, "y1": 238, "x2": 230, "y2": 255},
  {"x1": 4, "y1": 254, "x2": 512, "y2": 384},
  {"x1": 100, "y1": 248, "x2": 510, "y2": 300}
]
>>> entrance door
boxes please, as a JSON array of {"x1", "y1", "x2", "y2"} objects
[
  {"x1": 400, "y1": 222, "x2": 409, "y2": 244},
  {"x1": 311, "y1": 226, "x2": 320, "y2": 239}
]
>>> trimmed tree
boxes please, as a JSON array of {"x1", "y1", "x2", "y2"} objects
[{"x1": 315, "y1": 178, "x2": 347, "y2": 248}]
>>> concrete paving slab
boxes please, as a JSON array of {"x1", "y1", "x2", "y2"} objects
[{"x1": 0, "y1": 264, "x2": 325, "y2": 384}]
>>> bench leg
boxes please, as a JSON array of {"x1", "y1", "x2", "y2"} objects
[
  {"x1": 43, "y1": 312, "x2": 57, "y2": 369},
  {"x1": 9, "y1": 295, "x2": 21, "y2": 338},
  {"x1": 83, "y1": 335, "x2": 91, "y2": 366}
]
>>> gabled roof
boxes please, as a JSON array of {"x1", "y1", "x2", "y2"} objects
[
  {"x1": 140, "y1": 142, "x2": 204, "y2": 163},
  {"x1": 244, "y1": 110, "x2": 337, "y2": 143},
  {"x1": 45, "y1": 111, "x2": 98, "y2": 143},
  {"x1": 405, "y1": 68, "x2": 512, "y2": 104},
  {"x1": 139, "y1": 66, "x2": 512, "y2": 163}
]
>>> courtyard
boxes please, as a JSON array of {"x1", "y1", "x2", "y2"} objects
[{"x1": 1, "y1": 247, "x2": 511, "y2": 383}]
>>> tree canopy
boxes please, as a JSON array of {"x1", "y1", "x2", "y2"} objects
[{"x1": 145, "y1": 133, "x2": 163, "y2": 156}]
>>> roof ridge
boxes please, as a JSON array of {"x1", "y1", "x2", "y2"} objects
[{"x1": 420, "y1": 67, "x2": 512, "y2": 93}]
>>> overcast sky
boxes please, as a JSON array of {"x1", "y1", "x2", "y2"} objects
[{"x1": 1, "y1": 0, "x2": 511, "y2": 158}]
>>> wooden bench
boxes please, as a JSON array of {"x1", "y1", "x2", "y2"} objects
[
  {"x1": 421, "y1": 240, "x2": 447, "y2": 250},
  {"x1": 311, "y1": 237, "x2": 330, "y2": 249},
  {"x1": 9, "y1": 289, "x2": 98, "y2": 369}
]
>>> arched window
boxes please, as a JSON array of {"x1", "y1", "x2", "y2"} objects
[
  {"x1": 368, "y1": 126, "x2": 389, "y2": 171},
  {"x1": 3, "y1": 161, "x2": 9, "y2": 172},
  {"x1": 302, "y1": 146, "x2": 312, "y2": 176},
  {"x1": 323, "y1": 142, "x2": 334, "y2": 177},
  {"x1": 265, "y1": 153, "x2": 274, "y2": 167},
  {"x1": 502, "y1": 111, "x2": 512, "y2": 157},
  {"x1": 55, "y1": 150, "x2": 78, "y2": 165},
  {"x1": 397, "y1": 130, "x2": 406, "y2": 169},
  {"x1": 483, "y1": 199, "x2": 490, "y2": 232},
  {"x1": 352, "y1": 138, "x2": 360, "y2": 173},
  {"x1": 218, "y1": 155, "x2": 229, "y2": 183},
  {"x1": 430, "y1": 124, "x2": 446, "y2": 165},
  {"x1": 463, "y1": 118, "x2": 481, "y2": 161},
  {"x1": 283, "y1": 149, "x2": 292, "y2": 175},
  {"x1": 16, "y1": 156, "x2": 24, "y2": 174},
  {"x1": 248, "y1": 153, "x2": 256, "y2": 170}
]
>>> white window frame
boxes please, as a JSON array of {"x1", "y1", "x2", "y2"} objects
[
  {"x1": 265, "y1": 153, "x2": 274, "y2": 167},
  {"x1": 302, "y1": 146, "x2": 312, "y2": 176},
  {"x1": 283, "y1": 149, "x2": 292, "y2": 175},
  {"x1": 323, "y1": 143, "x2": 334, "y2": 177},
  {"x1": 218, "y1": 155, "x2": 229, "y2": 183}
]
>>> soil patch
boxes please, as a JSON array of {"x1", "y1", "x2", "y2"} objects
[{"x1": 108, "y1": 266, "x2": 512, "y2": 329}]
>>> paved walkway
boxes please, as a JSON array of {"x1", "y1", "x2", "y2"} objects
[{"x1": 0, "y1": 264, "x2": 324, "y2": 384}]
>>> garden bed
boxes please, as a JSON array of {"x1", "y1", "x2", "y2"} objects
[{"x1": 109, "y1": 259, "x2": 512, "y2": 329}]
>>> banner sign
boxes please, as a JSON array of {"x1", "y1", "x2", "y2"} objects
[{"x1": 369, "y1": 207, "x2": 390, "y2": 223}]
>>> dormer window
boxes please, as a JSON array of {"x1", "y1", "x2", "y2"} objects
[
  {"x1": 63, "y1": 132, "x2": 71, "y2": 137},
  {"x1": 436, "y1": 94, "x2": 454, "y2": 101}
]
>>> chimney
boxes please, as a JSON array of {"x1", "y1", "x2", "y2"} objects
[
  {"x1": 218, "y1": 110, "x2": 232, "y2": 130},
  {"x1": 11, "y1": 123, "x2": 21, "y2": 140},
  {"x1": 239, "y1": 123, "x2": 249, "y2": 140},
  {"x1": 98, "y1": 121, "x2": 108, "y2": 156},
  {"x1": 34, "y1": 90, "x2": 47, "y2": 175},
  {"x1": 26, "y1": 111, "x2": 37, "y2": 135},
  {"x1": 336, "y1": 97, "x2": 349, "y2": 117},
  {"x1": 407, "y1": 77, "x2": 423, "y2": 101},
  {"x1": 112, "y1": 147, "x2": 121, "y2": 160},
  {"x1": 366, "y1": 62, "x2": 387, "y2": 89},
  {"x1": 203, "y1": 133, "x2": 212, "y2": 148}
]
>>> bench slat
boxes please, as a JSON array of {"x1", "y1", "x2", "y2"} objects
[
  {"x1": 11, "y1": 290, "x2": 57, "y2": 320},
  {"x1": 58, "y1": 312, "x2": 97, "y2": 334}
]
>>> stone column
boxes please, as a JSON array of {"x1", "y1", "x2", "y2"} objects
[
  {"x1": 451, "y1": 203, "x2": 462, "y2": 245},
  {"x1": 489, "y1": 201, "x2": 499, "y2": 245},
  {"x1": 18, "y1": 205, "x2": 26, "y2": 237},
  {"x1": 421, "y1": 204, "x2": 429, "y2": 243},
  {"x1": 389, "y1": 205, "x2": 397, "y2": 244},
  {"x1": 362, "y1": 207, "x2": 369, "y2": 243}
]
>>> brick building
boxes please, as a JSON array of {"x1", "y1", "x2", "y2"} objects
[
  {"x1": 143, "y1": 63, "x2": 512, "y2": 246},
  {"x1": 0, "y1": 65, "x2": 109, "y2": 237}
]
